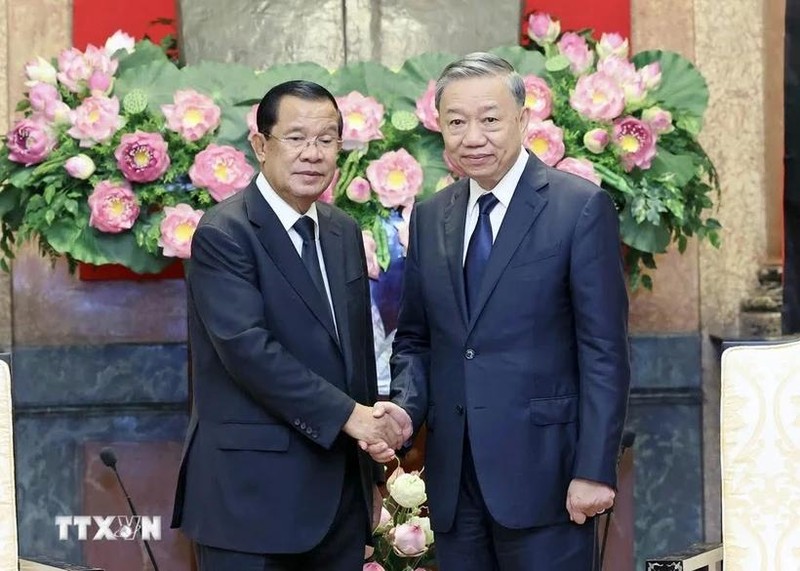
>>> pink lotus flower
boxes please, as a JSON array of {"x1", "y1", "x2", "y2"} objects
[
  {"x1": 68, "y1": 95, "x2": 124, "y2": 147},
  {"x1": 527, "y1": 12, "x2": 560, "y2": 45},
  {"x1": 378, "y1": 506, "x2": 391, "y2": 529},
  {"x1": 642, "y1": 106, "x2": 674, "y2": 135},
  {"x1": 366, "y1": 149, "x2": 423, "y2": 209},
  {"x1": 28, "y1": 83, "x2": 60, "y2": 112},
  {"x1": 557, "y1": 33, "x2": 595, "y2": 75},
  {"x1": 43, "y1": 101, "x2": 71, "y2": 125},
  {"x1": 318, "y1": 169, "x2": 339, "y2": 204},
  {"x1": 159, "y1": 203, "x2": 204, "y2": 258},
  {"x1": 336, "y1": 91, "x2": 384, "y2": 150},
  {"x1": 58, "y1": 45, "x2": 118, "y2": 94},
  {"x1": 596, "y1": 33, "x2": 629, "y2": 60},
  {"x1": 114, "y1": 131, "x2": 171, "y2": 183},
  {"x1": 443, "y1": 150, "x2": 465, "y2": 178},
  {"x1": 6, "y1": 119, "x2": 56, "y2": 166},
  {"x1": 88, "y1": 180, "x2": 140, "y2": 233},
  {"x1": 597, "y1": 57, "x2": 646, "y2": 107},
  {"x1": 570, "y1": 72, "x2": 625, "y2": 122},
  {"x1": 25, "y1": 57, "x2": 57, "y2": 87},
  {"x1": 64, "y1": 154, "x2": 96, "y2": 179},
  {"x1": 161, "y1": 90, "x2": 221, "y2": 142},
  {"x1": 346, "y1": 176, "x2": 371, "y2": 203},
  {"x1": 415, "y1": 80, "x2": 440, "y2": 132},
  {"x1": 88, "y1": 71, "x2": 113, "y2": 95},
  {"x1": 363, "y1": 563, "x2": 385, "y2": 571},
  {"x1": 104, "y1": 30, "x2": 135, "y2": 56},
  {"x1": 362, "y1": 231, "x2": 380, "y2": 279},
  {"x1": 57, "y1": 48, "x2": 93, "y2": 93},
  {"x1": 583, "y1": 128, "x2": 610, "y2": 154},
  {"x1": 639, "y1": 62, "x2": 663, "y2": 90},
  {"x1": 524, "y1": 120, "x2": 565, "y2": 167},
  {"x1": 613, "y1": 116, "x2": 657, "y2": 171},
  {"x1": 391, "y1": 523, "x2": 428, "y2": 557},
  {"x1": 522, "y1": 75, "x2": 553, "y2": 121},
  {"x1": 189, "y1": 144, "x2": 255, "y2": 202},
  {"x1": 246, "y1": 104, "x2": 259, "y2": 137},
  {"x1": 556, "y1": 157, "x2": 602, "y2": 186}
]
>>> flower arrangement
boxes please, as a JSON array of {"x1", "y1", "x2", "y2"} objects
[
  {"x1": 0, "y1": 14, "x2": 719, "y2": 291},
  {"x1": 366, "y1": 466, "x2": 435, "y2": 571}
]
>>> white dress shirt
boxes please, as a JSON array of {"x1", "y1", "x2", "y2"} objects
[
  {"x1": 463, "y1": 147, "x2": 529, "y2": 264},
  {"x1": 256, "y1": 173, "x2": 338, "y2": 333}
]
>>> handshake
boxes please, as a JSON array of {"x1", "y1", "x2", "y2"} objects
[{"x1": 343, "y1": 402, "x2": 413, "y2": 463}]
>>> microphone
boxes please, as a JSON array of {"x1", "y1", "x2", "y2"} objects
[
  {"x1": 597, "y1": 430, "x2": 636, "y2": 571},
  {"x1": 99, "y1": 447, "x2": 161, "y2": 571}
]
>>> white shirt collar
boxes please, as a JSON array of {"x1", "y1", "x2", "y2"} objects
[
  {"x1": 467, "y1": 147, "x2": 529, "y2": 210},
  {"x1": 255, "y1": 172, "x2": 319, "y2": 234}
]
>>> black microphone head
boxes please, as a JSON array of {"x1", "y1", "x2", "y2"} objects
[
  {"x1": 100, "y1": 447, "x2": 117, "y2": 469},
  {"x1": 621, "y1": 431, "x2": 636, "y2": 449}
]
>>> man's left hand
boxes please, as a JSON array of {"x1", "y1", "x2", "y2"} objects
[{"x1": 566, "y1": 478, "x2": 615, "y2": 524}]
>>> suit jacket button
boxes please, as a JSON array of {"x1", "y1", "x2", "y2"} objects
[
  {"x1": 465, "y1": 349, "x2": 475, "y2": 360},
  {"x1": 306, "y1": 427, "x2": 313, "y2": 434},
  {"x1": 456, "y1": 405, "x2": 464, "y2": 415},
  {"x1": 300, "y1": 422, "x2": 307, "y2": 430},
  {"x1": 294, "y1": 419, "x2": 301, "y2": 426}
]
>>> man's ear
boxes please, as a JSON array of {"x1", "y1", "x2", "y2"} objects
[
  {"x1": 519, "y1": 106, "x2": 531, "y2": 134},
  {"x1": 249, "y1": 132, "x2": 266, "y2": 163}
]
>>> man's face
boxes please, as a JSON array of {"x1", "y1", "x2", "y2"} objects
[
  {"x1": 250, "y1": 95, "x2": 341, "y2": 213},
  {"x1": 437, "y1": 75, "x2": 529, "y2": 190}
]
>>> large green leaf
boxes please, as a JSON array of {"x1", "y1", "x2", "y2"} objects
[
  {"x1": 649, "y1": 147, "x2": 696, "y2": 187},
  {"x1": 619, "y1": 208, "x2": 671, "y2": 253},
  {"x1": 115, "y1": 40, "x2": 171, "y2": 77},
  {"x1": 394, "y1": 52, "x2": 458, "y2": 111},
  {"x1": 114, "y1": 59, "x2": 182, "y2": 109},
  {"x1": 490, "y1": 46, "x2": 547, "y2": 77},
  {"x1": 0, "y1": 187, "x2": 21, "y2": 219},
  {"x1": 176, "y1": 62, "x2": 263, "y2": 105},
  {"x1": 47, "y1": 220, "x2": 172, "y2": 273},
  {"x1": 405, "y1": 133, "x2": 449, "y2": 198},
  {"x1": 252, "y1": 62, "x2": 334, "y2": 93},
  {"x1": 329, "y1": 62, "x2": 411, "y2": 109},
  {"x1": 632, "y1": 50, "x2": 709, "y2": 120}
]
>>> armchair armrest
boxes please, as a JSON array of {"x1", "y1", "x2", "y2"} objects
[
  {"x1": 644, "y1": 542, "x2": 722, "y2": 570},
  {"x1": 19, "y1": 558, "x2": 103, "y2": 571}
]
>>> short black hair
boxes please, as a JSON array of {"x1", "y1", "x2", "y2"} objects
[{"x1": 256, "y1": 80, "x2": 343, "y2": 137}]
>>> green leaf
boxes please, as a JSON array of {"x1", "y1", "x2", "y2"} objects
[
  {"x1": 114, "y1": 59, "x2": 182, "y2": 109},
  {"x1": 115, "y1": 40, "x2": 170, "y2": 76},
  {"x1": 253, "y1": 62, "x2": 334, "y2": 93},
  {"x1": 0, "y1": 187, "x2": 21, "y2": 219},
  {"x1": 619, "y1": 208, "x2": 671, "y2": 253},
  {"x1": 649, "y1": 147, "x2": 695, "y2": 187},
  {"x1": 544, "y1": 54, "x2": 571, "y2": 73},
  {"x1": 632, "y1": 50, "x2": 709, "y2": 121},
  {"x1": 329, "y1": 62, "x2": 411, "y2": 110},
  {"x1": 489, "y1": 46, "x2": 547, "y2": 77},
  {"x1": 8, "y1": 167, "x2": 35, "y2": 188},
  {"x1": 371, "y1": 217, "x2": 391, "y2": 271}
]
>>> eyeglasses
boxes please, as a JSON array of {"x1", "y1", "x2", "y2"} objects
[{"x1": 265, "y1": 134, "x2": 342, "y2": 151}]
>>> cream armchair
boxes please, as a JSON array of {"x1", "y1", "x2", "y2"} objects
[
  {"x1": 0, "y1": 360, "x2": 103, "y2": 571},
  {"x1": 645, "y1": 338, "x2": 800, "y2": 570}
]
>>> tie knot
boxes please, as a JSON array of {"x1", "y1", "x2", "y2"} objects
[
  {"x1": 294, "y1": 216, "x2": 316, "y2": 243},
  {"x1": 477, "y1": 192, "x2": 499, "y2": 216}
]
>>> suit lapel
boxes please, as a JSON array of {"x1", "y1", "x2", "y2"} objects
[
  {"x1": 443, "y1": 179, "x2": 471, "y2": 330},
  {"x1": 244, "y1": 184, "x2": 340, "y2": 348},
  {"x1": 317, "y1": 205, "x2": 351, "y2": 372},
  {"x1": 467, "y1": 155, "x2": 549, "y2": 332}
]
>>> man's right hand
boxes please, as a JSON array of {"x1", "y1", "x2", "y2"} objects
[
  {"x1": 342, "y1": 403, "x2": 408, "y2": 450},
  {"x1": 360, "y1": 402, "x2": 413, "y2": 463}
]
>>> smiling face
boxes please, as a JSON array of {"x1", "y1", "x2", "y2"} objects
[
  {"x1": 437, "y1": 75, "x2": 529, "y2": 190},
  {"x1": 249, "y1": 95, "x2": 341, "y2": 213}
]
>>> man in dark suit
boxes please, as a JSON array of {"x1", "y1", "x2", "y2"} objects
[
  {"x1": 171, "y1": 80, "x2": 411, "y2": 571},
  {"x1": 368, "y1": 53, "x2": 631, "y2": 570}
]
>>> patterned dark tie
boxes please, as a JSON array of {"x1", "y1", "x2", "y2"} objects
[
  {"x1": 464, "y1": 192, "x2": 500, "y2": 318},
  {"x1": 293, "y1": 216, "x2": 333, "y2": 319}
]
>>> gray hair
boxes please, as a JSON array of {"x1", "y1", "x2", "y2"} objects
[{"x1": 434, "y1": 52, "x2": 526, "y2": 111}]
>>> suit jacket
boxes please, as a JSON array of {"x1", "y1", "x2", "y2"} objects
[
  {"x1": 391, "y1": 153, "x2": 630, "y2": 532},
  {"x1": 171, "y1": 182, "x2": 380, "y2": 554}
]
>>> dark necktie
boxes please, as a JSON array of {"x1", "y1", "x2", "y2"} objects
[
  {"x1": 464, "y1": 192, "x2": 500, "y2": 317},
  {"x1": 293, "y1": 216, "x2": 333, "y2": 320}
]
